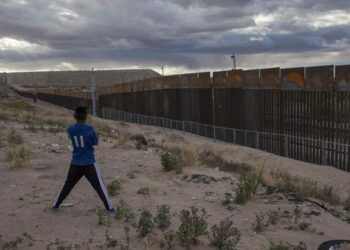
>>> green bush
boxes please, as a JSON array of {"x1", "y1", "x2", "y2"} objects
[
  {"x1": 137, "y1": 187, "x2": 150, "y2": 195},
  {"x1": 252, "y1": 212, "x2": 266, "y2": 233},
  {"x1": 114, "y1": 200, "x2": 135, "y2": 222},
  {"x1": 163, "y1": 230, "x2": 175, "y2": 249},
  {"x1": 161, "y1": 152, "x2": 182, "y2": 173},
  {"x1": 210, "y1": 219, "x2": 240, "y2": 250},
  {"x1": 137, "y1": 209, "x2": 154, "y2": 238},
  {"x1": 268, "y1": 241, "x2": 290, "y2": 250},
  {"x1": 107, "y1": 180, "x2": 121, "y2": 197},
  {"x1": 154, "y1": 204, "x2": 171, "y2": 231},
  {"x1": 178, "y1": 206, "x2": 208, "y2": 249}
]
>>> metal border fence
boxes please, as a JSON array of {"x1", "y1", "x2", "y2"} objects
[{"x1": 101, "y1": 107, "x2": 349, "y2": 172}]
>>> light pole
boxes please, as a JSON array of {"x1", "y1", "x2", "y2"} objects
[{"x1": 91, "y1": 68, "x2": 96, "y2": 116}]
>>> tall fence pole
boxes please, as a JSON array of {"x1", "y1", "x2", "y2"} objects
[{"x1": 91, "y1": 68, "x2": 97, "y2": 116}]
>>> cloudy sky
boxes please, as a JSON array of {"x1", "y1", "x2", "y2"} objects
[{"x1": 0, "y1": 0, "x2": 350, "y2": 74}]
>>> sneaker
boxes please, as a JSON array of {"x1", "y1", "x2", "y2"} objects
[
  {"x1": 52, "y1": 206, "x2": 58, "y2": 211},
  {"x1": 108, "y1": 207, "x2": 115, "y2": 213}
]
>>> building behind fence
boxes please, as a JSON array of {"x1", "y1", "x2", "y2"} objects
[{"x1": 10, "y1": 64, "x2": 350, "y2": 171}]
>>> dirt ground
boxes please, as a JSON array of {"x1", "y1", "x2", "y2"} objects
[{"x1": 0, "y1": 94, "x2": 349, "y2": 250}]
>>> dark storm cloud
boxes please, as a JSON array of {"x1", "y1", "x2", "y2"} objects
[{"x1": 0, "y1": 0, "x2": 349, "y2": 71}]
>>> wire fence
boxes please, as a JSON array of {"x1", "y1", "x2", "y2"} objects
[{"x1": 102, "y1": 107, "x2": 349, "y2": 171}]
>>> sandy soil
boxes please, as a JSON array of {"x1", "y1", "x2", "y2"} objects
[{"x1": 0, "y1": 94, "x2": 349, "y2": 250}]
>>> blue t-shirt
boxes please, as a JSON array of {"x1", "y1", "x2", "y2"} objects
[{"x1": 68, "y1": 124, "x2": 98, "y2": 166}]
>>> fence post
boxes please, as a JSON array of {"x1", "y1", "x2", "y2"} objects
[
  {"x1": 244, "y1": 131, "x2": 247, "y2": 146},
  {"x1": 346, "y1": 145, "x2": 349, "y2": 172},
  {"x1": 182, "y1": 121, "x2": 185, "y2": 134},
  {"x1": 322, "y1": 141, "x2": 327, "y2": 165},
  {"x1": 196, "y1": 122, "x2": 199, "y2": 135},
  {"x1": 233, "y1": 129, "x2": 236, "y2": 143},
  {"x1": 256, "y1": 132, "x2": 259, "y2": 149},
  {"x1": 285, "y1": 135, "x2": 288, "y2": 157},
  {"x1": 302, "y1": 138, "x2": 305, "y2": 161},
  {"x1": 213, "y1": 125, "x2": 216, "y2": 142},
  {"x1": 223, "y1": 128, "x2": 226, "y2": 142}
]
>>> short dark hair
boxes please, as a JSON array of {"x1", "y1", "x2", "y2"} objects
[{"x1": 74, "y1": 106, "x2": 88, "y2": 121}]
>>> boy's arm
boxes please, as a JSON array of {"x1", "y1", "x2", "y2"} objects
[{"x1": 91, "y1": 128, "x2": 99, "y2": 145}]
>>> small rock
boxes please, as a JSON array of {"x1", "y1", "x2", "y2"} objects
[{"x1": 52, "y1": 144, "x2": 59, "y2": 147}]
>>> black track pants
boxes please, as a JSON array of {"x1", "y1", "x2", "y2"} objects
[{"x1": 53, "y1": 163, "x2": 113, "y2": 210}]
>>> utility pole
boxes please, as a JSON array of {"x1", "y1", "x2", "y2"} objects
[
  {"x1": 162, "y1": 66, "x2": 164, "y2": 76},
  {"x1": 91, "y1": 68, "x2": 96, "y2": 116},
  {"x1": 231, "y1": 52, "x2": 236, "y2": 70}
]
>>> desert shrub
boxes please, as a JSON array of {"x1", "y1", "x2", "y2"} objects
[
  {"x1": 5, "y1": 147, "x2": 31, "y2": 169},
  {"x1": 107, "y1": 180, "x2": 121, "y2": 197},
  {"x1": 344, "y1": 195, "x2": 350, "y2": 212},
  {"x1": 0, "y1": 112, "x2": 8, "y2": 121},
  {"x1": 114, "y1": 200, "x2": 135, "y2": 222},
  {"x1": 137, "y1": 209, "x2": 155, "y2": 238},
  {"x1": 163, "y1": 230, "x2": 175, "y2": 249},
  {"x1": 105, "y1": 230, "x2": 117, "y2": 248},
  {"x1": 120, "y1": 227, "x2": 130, "y2": 250},
  {"x1": 268, "y1": 241, "x2": 290, "y2": 250},
  {"x1": 267, "y1": 209, "x2": 279, "y2": 225},
  {"x1": 24, "y1": 116, "x2": 45, "y2": 133},
  {"x1": 3, "y1": 100, "x2": 32, "y2": 111},
  {"x1": 222, "y1": 193, "x2": 234, "y2": 206},
  {"x1": 199, "y1": 150, "x2": 252, "y2": 175},
  {"x1": 161, "y1": 152, "x2": 182, "y2": 173},
  {"x1": 154, "y1": 204, "x2": 171, "y2": 231},
  {"x1": 235, "y1": 166, "x2": 264, "y2": 204},
  {"x1": 298, "y1": 222, "x2": 310, "y2": 231},
  {"x1": 96, "y1": 207, "x2": 109, "y2": 226},
  {"x1": 7, "y1": 129, "x2": 24, "y2": 145},
  {"x1": 271, "y1": 169, "x2": 340, "y2": 205},
  {"x1": 131, "y1": 134, "x2": 147, "y2": 146},
  {"x1": 294, "y1": 241, "x2": 308, "y2": 250},
  {"x1": 127, "y1": 172, "x2": 135, "y2": 179},
  {"x1": 181, "y1": 150, "x2": 198, "y2": 167},
  {"x1": 252, "y1": 212, "x2": 266, "y2": 233},
  {"x1": 178, "y1": 206, "x2": 208, "y2": 249},
  {"x1": 95, "y1": 124, "x2": 112, "y2": 138},
  {"x1": 210, "y1": 219, "x2": 241, "y2": 250},
  {"x1": 137, "y1": 187, "x2": 150, "y2": 195}
]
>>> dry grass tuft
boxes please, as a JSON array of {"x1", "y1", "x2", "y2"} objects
[
  {"x1": 7, "y1": 129, "x2": 24, "y2": 145},
  {"x1": 2, "y1": 100, "x2": 32, "y2": 111},
  {"x1": 235, "y1": 164, "x2": 265, "y2": 204},
  {"x1": 270, "y1": 169, "x2": 341, "y2": 205},
  {"x1": 199, "y1": 150, "x2": 252, "y2": 175},
  {"x1": 116, "y1": 133, "x2": 131, "y2": 146},
  {"x1": 181, "y1": 150, "x2": 198, "y2": 167},
  {"x1": 5, "y1": 147, "x2": 32, "y2": 169}
]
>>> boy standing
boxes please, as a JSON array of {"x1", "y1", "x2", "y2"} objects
[{"x1": 52, "y1": 106, "x2": 114, "y2": 212}]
